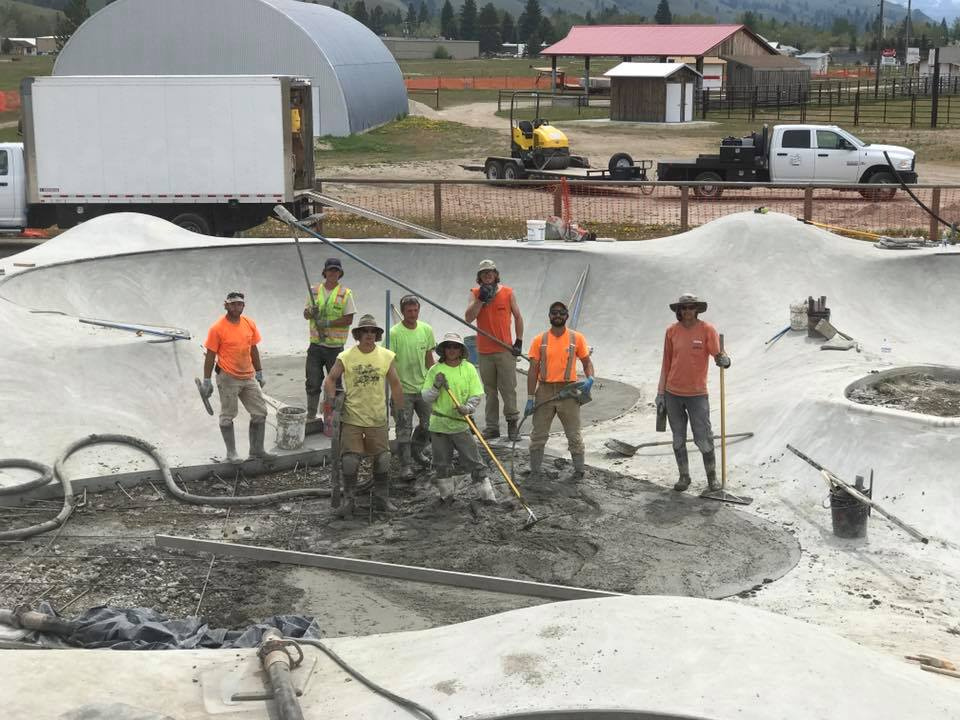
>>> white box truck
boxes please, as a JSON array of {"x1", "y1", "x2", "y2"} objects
[{"x1": 0, "y1": 75, "x2": 314, "y2": 235}]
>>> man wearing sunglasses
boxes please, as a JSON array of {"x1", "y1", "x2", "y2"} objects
[
  {"x1": 656, "y1": 293, "x2": 731, "y2": 493},
  {"x1": 525, "y1": 301, "x2": 594, "y2": 481}
]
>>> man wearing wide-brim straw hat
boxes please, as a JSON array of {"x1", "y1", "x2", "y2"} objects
[
  {"x1": 323, "y1": 313, "x2": 404, "y2": 517},
  {"x1": 656, "y1": 293, "x2": 731, "y2": 493},
  {"x1": 421, "y1": 332, "x2": 497, "y2": 503}
]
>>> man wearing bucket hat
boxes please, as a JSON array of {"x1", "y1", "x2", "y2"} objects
[
  {"x1": 200, "y1": 291, "x2": 276, "y2": 464},
  {"x1": 421, "y1": 332, "x2": 497, "y2": 503},
  {"x1": 303, "y1": 257, "x2": 356, "y2": 422},
  {"x1": 526, "y1": 300, "x2": 595, "y2": 481},
  {"x1": 656, "y1": 293, "x2": 731, "y2": 493},
  {"x1": 323, "y1": 314, "x2": 404, "y2": 517},
  {"x1": 389, "y1": 295, "x2": 436, "y2": 479},
  {"x1": 465, "y1": 258, "x2": 525, "y2": 441}
]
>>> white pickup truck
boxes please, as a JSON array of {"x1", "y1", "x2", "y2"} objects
[{"x1": 656, "y1": 124, "x2": 917, "y2": 199}]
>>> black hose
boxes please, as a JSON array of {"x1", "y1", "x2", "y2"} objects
[
  {"x1": 0, "y1": 458, "x2": 73, "y2": 541},
  {"x1": 57, "y1": 434, "x2": 331, "y2": 508},
  {"x1": 0, "y1": 458, "x2": 54, "y2": 495},
  {"x1": 882, "y1": 150, "x2": 954, "y2": 232},
  {"x1": 292, "y1": 636, "x2": 438, "y2": 720}
]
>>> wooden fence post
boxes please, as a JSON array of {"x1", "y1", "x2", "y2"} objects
[
  {"x1": 803, "y1": 187, "x2": 813, "y2": 222},
  {"x1": 433, "y1": 182, "x2": 442, "y2": 231},
  {"x1": 930, "y1": 187, "x2": 941, "y2": 242},
  {"x1": 680, "y1": 186, "x2": 689, "y2": 231}
]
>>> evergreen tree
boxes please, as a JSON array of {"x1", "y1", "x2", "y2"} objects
[
  {"x1": 538, "y1": 16, "x2": 555, "y2": 44},
  {"x1": 370, "y1": 5, "x2": 385, "y2": 33},
  {"x1": 655, "y1": 0, "x2": 672, "y2": 24},
  {"x1": 459, "y1": 0, "x2": 478, "y2": 40},
  {"x1": 525, "y1": 28, "x2": 541, "y2": 57},
  {"x1": 518, "y1": 0, "x2": 542, "y2": 42},
  {"x1": 332, "y1": 2, "x2": 340, "y2": 11},
  {"x1": 406, "y1": 2, "x2": 416, "y2": 28},
  {"x1": 585, "y1": 10, "x2": 594, "y2": 25},
  {"x1": 418, "y1": 1, "x2": 429, "y2": 26},
  {"x1": 501, "y1": 11, "x2": 516, "y2": 45},
  {"x1": 477, "y1": 2, "x2": 500, "y2": 54},
  {"x1": 440, "y1": 0, "x2": 457, "y2": 38},
  {"x1": 55, "y1": 0, "x2": 89, "y2": 51},
  {"x1": 351, "y1": 0, "x2": 369, "y2": 27},
  {"x1": 940, "y1": 17, "x2": 949, "y2": 43}
]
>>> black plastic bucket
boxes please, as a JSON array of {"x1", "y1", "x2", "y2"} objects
[{"x1": 830, "y1": 486, "x2": 871, "y2": 538}]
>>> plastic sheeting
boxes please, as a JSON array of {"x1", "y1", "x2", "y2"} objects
[{"x1": 2, "y1": 602, "x2": 321, "y2": 650}]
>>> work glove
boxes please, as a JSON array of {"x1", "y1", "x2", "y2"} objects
[
  {"x1": 582, "y1": 377, "x2": 594, "y2": 393},
  {"x1": 200, "y1": 378, "x2": 214, "y2": 399},
  {"x1": 715, "y1": 354, "x2": 732, "y2": 369},
  {"x1": 655, "y1": 394, "x2": 666, "y2": 413},
  {"x1": 478, "y1": 283, "x2": 496, "y2": 304},
  {"x1": 511, "y1": 339, "x2": 523, "y2": 357},
  {"x1": 524, "y1": 398, "x2": 536, "y2": 417},
  {"x1": 456, "y1": 404, "x2": 472, "y2": 416},
  {"x1": 433, "y1": 372, "x2": 447, "y2": 390},
  {"x1": 255, "y1": 370, "x2": 265, "y2": 388}
]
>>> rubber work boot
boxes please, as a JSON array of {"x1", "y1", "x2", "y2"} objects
[
  {"x1": 703, "y1": 450, "x2": 721, "y2": 491},
  {"x1": 219, "y1": 423, "x2": 242, "y2": 464},
  {"x1": 506, "y1": 419, "x2": 521, "y2": 442},
  {"x1": 526, "y1": 448, "x2": 544, "y2": 482},
  {"x1": 248, "y1": 420, "x2": 277, "y2": 462},
  {"x1": 435, "y1": 473, "x2": 455, "y2": 501},
  {"x1": 306, "y1": 393, "x2": 320, "y2": 420},
  {"x1": 411, "y1": 428, "x2": 431, "y2": 467},
  {"x1": 571, "y1": 453, "x2": 586, "y2": 480},
  {"x1": 372, "y1": 472, "x2": 398, "y2": 512},
  {"x1": 474, "y1": 473, "x2": 497, "y2": 503},
  {"x1": 338, "y1": 472, "x2": 356, "y2": 519},
  {"x1": 673, "y1": 446, "x2": 691, "y2": 492},
  {"x1": 482, "y1": 426, "x2": 501, "y2": 440},
  {"x1": 398, "y1": 442, "x2": 415, "y2": 480}
]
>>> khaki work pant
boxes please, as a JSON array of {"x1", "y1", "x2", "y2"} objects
[
  {"x1": 478, "y1": 350, "x2": 519, "y2": 429},
  {"x1": 216, "y1": 373, "x2": 268, "y2": 426},
  {"x1": 529, "y1": 381, "x2": 583, "y2": 454}
]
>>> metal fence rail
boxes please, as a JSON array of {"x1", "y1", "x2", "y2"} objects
[{"x1": 313, "y1": 178, "x2": 959, "y2": 242}]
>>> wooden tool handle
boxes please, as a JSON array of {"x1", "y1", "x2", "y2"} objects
[{"x1": 921, "y1": 665, "x2": 960, "y2": 679}]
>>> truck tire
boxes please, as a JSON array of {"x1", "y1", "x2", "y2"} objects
[
  {"x1": 693, "y1": 171, "x2": 724, "y2": 199},
  {"x1": 858, "y1": 171, "x2": 897, "y2": 201},
  {"x1": 171, "y1": 212, "x2": 213, "y2": 235},
  {"x1": 503, "y1": 161, "x2": 525, "y2": 180},
  {"x1": 485, "y1": 160, "x2": 503, "y2": 180}
]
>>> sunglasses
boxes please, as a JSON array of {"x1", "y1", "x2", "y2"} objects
[
  {"x1": 550, "y1": 310, "x2": 568, "y2": 316},
  {"x1": 680, "y1": 305, "x2": 698, "y2": 310}
]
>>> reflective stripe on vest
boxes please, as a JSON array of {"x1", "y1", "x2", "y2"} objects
[
  {"x1": 538, "y1": 330, "x2": 578, "y2": 383},
  {"x1": 310, "y1": 284, "x2": 351, "y2": 345}
]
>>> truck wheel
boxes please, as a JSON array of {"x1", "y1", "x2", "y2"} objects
[
  {"x1": 485, "y1": 160, "x2": 503, "y2": 181},
  {"x1": 171, "y1": 212, "x2": 212, "y2": 235},
  {"x1": 503, "y1": 162, "x2": 524, "y2": 180},
  {"x1": 693, "y1": 171, "x2": 724, "y2": 198},
  {"x1": 859, "y1": 172, "x2": 897, "y2": 201}
]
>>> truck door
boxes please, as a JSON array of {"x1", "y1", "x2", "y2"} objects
[
  {"x1": 814, "y1": 129, "x2": 860, "y2": 183},
  {"x1": 769, "y1": 129, "x2": 815, "y2": 182},
  {"x1": 0, "y1": 148, "x2": 19, "y2": 227}
]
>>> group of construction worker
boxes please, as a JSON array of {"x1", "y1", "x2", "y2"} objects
[{"x1": 199, "y1": 256, "x2": 729, "y2": 515}]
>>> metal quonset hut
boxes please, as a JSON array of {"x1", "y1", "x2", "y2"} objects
[
  {"x1": 53, "y1": 0, "x2": 407, "y2": 137},
  {"x1": 605, "y1": 62, "x2": 702, "y2": 122}
]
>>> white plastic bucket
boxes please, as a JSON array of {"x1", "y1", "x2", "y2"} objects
[
  {"x1": 275, "y1": 405, "x2": 307, "y2": 450},
  {"x1": 526, "y1": 219, "x2": 546, "y2": 244},
  {"x1": 789, "y1": 301, "x2": 808, "y2": 331}
]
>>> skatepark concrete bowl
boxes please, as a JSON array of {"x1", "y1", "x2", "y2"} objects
[{"x1": 845, "y1": 364, "x2": 960, "y2": 422}]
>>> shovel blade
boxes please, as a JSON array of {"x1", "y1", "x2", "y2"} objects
[
  {"x1": 604, "y1": 438, "x2": 638, "y2": 457},
  {"x1": 699, "y1": 489, "x2": 753, "y2": 506}
]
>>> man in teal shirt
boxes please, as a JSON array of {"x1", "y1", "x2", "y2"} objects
[
  {"x1": 389, "y1": 295, "x2": 436, "y2": 479},
  {"x1": 421, "y1": 332, "x2": 496, "y2": 503}
]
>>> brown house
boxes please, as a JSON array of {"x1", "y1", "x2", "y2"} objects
[
  {"x1": 722, "y1": 54, "x2": 811, "y2": 95},
  {"x1": 605, "y1": 62, "x2": 702, "y2": 122}
]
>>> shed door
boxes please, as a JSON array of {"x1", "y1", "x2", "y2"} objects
[
  {"x1": 684, "y1": 82, "x2": 693, "y2": 121},
  {"x1": 666, "y1": 83, "x2": 681, "y2": 122}
]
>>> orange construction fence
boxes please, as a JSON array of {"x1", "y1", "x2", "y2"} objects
[
  {"x1": 0, "y1": 91, "x2": 21, "y2": 113},
  {"x1": 405, "y1": 76, "x2": 559, "y2": 90}
]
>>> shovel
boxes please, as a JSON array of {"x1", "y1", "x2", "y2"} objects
[{"x1": 605, "y1": 432, "x2": 753, "y2": 457}]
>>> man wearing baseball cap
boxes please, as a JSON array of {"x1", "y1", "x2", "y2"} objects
[
  {"x1": 303, "y1": 257, "x2": 356, "y2": 422},
  {"x1": 656, "y1": 293, "x2": 731, "y2": 493},
  {"x1": 199, "y1": 292, "x2": 275, "y2": 463}
]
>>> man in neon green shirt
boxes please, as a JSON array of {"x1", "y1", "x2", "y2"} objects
[
  {"x1": 304, "y1": 258, "x2": 356, "y2": 421},
  {"x1": 323, "y1": 314, "x2": 403, "y2": 517},
  {"x1": 389, "y1": 295, "x2": 436, "y2": 479},
  {"x1": 421, "y1": 332, "x2": 496, "y2": 503}
]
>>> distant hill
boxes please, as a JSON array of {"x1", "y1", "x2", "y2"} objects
[{"x1": 0, "y1": 0, "x2": 60, "y2": 37}]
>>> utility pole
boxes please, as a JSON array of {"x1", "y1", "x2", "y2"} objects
[{"x1": 874, "y1": 0, "x2": 884, "y2": 97}]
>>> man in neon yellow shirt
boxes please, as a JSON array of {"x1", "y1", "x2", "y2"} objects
[
  {"x1": 304, "y1": 257, "x2": 355, "y2": 422},
  {"x1": 389, "y1": 295, "x2": 436, "y2": 479},
  {"x1": 421, "y1": 332, "x2": 496, "y2": 503},
  {"x1": 324, "y1": 314, "x2": 403, "y2": 517}
]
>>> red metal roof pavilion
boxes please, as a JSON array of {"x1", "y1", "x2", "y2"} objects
[{"x1": 541, "y1": 24, "x2": 771, "y2": 58}]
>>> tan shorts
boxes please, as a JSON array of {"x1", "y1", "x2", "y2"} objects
[{"x1": 340, "y1": 423, "x2": 389, "y2": 456}]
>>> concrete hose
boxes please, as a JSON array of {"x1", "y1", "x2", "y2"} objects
[
  {"x1": 57, "y1": 434, "x2": 331, "y2": 508},
  {"x1": 0, "y1": 459, "x2": 74, "y2": 541}
]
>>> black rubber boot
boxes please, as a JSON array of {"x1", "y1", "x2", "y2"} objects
[
  {"x1": 338, "y1": 472, "x2": 356, "y2": 519},
  {"x1": 673, "y1": 446, "x2": 691, "y2": 492},
  {"x1": 219, "y1": 423, "x2": 242, "y2": 464},
  {"x1": 306, "y1": 393, "x2": 320, "y2": 420},
  {"x1": 372, "y1": 472, "x2": 397, "y2": 512},
  {"x1": 248, "y1": 420, "x2": 277, "y2": 462},
  {"x1": 398, "y1": 442, "x2": 415, "y2": 480},
  {"x1": 482, "y1": 426, "x2": 501, "y2": 440},
  {"x1": 703, "y1": 450, "x2": 720, "y2": 491},
  {"x1": 526, "y1": 449, "x2": 544, "y2": 482},
  {"x1": 506, "y1": 419, "x2": 520, "y2": 442},
  {"x1": 572, "y1": 453, "x2": 585, "y2": 479},
  {"x1": 411, "y1": 426, "x2": 431, "y2": 467}
]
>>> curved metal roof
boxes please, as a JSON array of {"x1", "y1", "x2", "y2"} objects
[{"x1": 54, "y1": 0, "x2": 407, "y2": 136}]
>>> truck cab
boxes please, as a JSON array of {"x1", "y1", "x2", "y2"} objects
[{"x1": 0, "y1": 143, "x2": 28, "y2": 230}]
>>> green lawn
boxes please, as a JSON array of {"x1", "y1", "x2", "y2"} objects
[{"x1": 0, "y1": 55, "x2": 55, "y2": 93}]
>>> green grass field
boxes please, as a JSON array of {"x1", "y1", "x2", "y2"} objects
[{"x1": 0, "y1": 55, "x2": 55, "y2": 92}]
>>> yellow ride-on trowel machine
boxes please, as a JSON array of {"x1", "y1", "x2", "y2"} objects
[{"x1": 505, "y1": 91, "x2": 589, "y2": 174}]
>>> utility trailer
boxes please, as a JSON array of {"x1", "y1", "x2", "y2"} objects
[
  {"x1": 462, "y1": 152, "x2": 655, "y2": 190},
  {"x1": 3, "y1": 75, "x2": 315, "y2": 236}
]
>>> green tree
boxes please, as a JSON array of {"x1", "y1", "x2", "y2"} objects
[
  {"x1": 655, "y1": 0, "x2": 672, "y2": 25},
  {"x1": 55, "y1": 0, "x2": 89, "y2": 51},
  {"x1": 405, "y1": 2, "x2": 416, "y2": 28},
  {"x1": 418, "y1": 1, "x2": 429, "y2": 26},
  {"x1": 440, "y1": 0, "x2": 457, "y2": 38},
  {"x1": 940, "y1": 17, "x2": 949, "y2": 43},
  {"x1": 501, "y1": 11, "x2": 516, "y2": 44},
  {"x1": 370, "y1": 5, "x2": 385, "y2": 33},
  {"x1": 518, "y1": 0, "x2": 542, "y2": 42},
  {"x1": 538, "y1": 16, "x2": 555, "y2": 44},
  {"x1": 738, "y1": 10, "x2": 760, "y2": 31},
  {"x1": 477, "y1": 3, "x2": 501, "y2": 54},
  {"x1": 459, "y1": 0, "x2": 477, "y2": 40},
  {"x1": 351, "y1": 0, "x2": 369, "y2": 27}
]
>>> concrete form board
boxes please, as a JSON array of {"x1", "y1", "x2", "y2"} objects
[{"x1": 54, "y1": 0, "x2": 407, "y2": 137}]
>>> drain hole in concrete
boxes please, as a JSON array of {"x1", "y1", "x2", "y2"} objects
[{"x1": 846, "y1": 366, "x2": 960, "y2": 417}]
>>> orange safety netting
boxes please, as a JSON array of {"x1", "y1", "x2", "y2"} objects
[
  {"x1": 405, "y1": 76, "x2": 555, "y2": 90},
  {"x1": 0, "y1": 91, "x2": 21, "y2": 113}
]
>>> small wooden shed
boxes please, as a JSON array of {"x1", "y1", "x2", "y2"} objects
[
  {"x1": 722, "y1": 54, "x2": 810, "y2": 93},
  {"x1": 605, "y1": 62, "x2": 702, "y2": 122}
]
